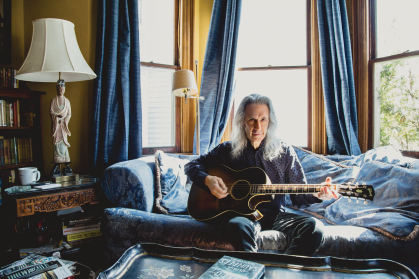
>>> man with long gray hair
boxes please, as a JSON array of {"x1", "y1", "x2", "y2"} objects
[{"x1": 185, "y1": 94, "x2": 338, "y2": 256}]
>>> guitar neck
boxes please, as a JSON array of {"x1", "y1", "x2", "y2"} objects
[{"x1": 251, "y1": 184, "x2": 336, "y2": 195}]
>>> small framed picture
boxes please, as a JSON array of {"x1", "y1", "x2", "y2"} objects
[{"x1": 0, "y1": 0, "x2": 11, "y2": 65}]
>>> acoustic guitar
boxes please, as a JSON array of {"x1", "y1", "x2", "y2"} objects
[{"x1": 187, "y1": 164, "x2": 375, "y2": 223}]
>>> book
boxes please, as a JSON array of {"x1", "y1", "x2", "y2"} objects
[
  {"x1": 4, "y1": 139, "x2": 9, "y2": 165},
  {"x1": 62, "y1": 223, "x2": 101, "y2": 236},
  {"x1": 16, "y1": 100, "x2": 20, "y2": 127},
  {"x1": 9, "y1": 102, "x2": 13, "y2": 127},
  {"x1": 0, "y1": 137, "x2": 4, "y2": 166},
  {"x1": 13, "y1": 101, "x2": 17, "y2": 127},
  {"x1": 5, "y1": 101, "x2": 10, "y2": 127},
  {"x1": 62, "y1": 211, "x2": 101, "y2": 228},
  {"x1": 21, "y1": 112, "x2": 36, "y2": 127},
  {"x1": 1, "y1": 100, "x2": 6, "y2": 126},
  {"x1": 66, "y1": 230, "x2": 101, "y2": 242},
  {"x1": 33, "y1": 184, "x2": 61, "y2": 190},
  {"x1": 14, "y1": 69, "x2": 18, "y2": 89},
  {"x1": 0, "y1": 100, "x2": 3, "y2": 126},
  {"x1": 199, "y1": 256, "x2": 265, "y2": 279},
  {"x1": 66, "y1": 237, "x2": 96, "y2": 248},
  {"x1": 10, "y1": 138, "x2": 17, "y2": 164}
]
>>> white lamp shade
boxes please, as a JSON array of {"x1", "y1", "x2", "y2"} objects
[
  {"x1": 172, "y1": 69, "x2": 198, "y2": 97},
  {"x1": 15, "y1": 18, "x2": 97, "y2": 82}
]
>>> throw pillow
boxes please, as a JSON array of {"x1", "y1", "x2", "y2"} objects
[{"x1": 154, "y1": 150, "x2": 194, "y2": 214}]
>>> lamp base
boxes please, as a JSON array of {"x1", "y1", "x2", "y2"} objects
[{"x1": 50, "y1": 161, "x2": 74, "y2": 178}]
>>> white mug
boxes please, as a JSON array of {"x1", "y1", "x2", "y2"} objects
[{"x1": 18, "y1": 167, "x2": 41, "y2": 186}]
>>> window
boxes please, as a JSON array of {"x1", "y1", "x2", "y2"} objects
[
  {"x1": 235, "y1": 0, "x2": 311, "y2": 148},
  {"x1": 370, "y1": 0, "x2": 419, "y2": 152},
  {"x1": 139, "y1": 0, "x2": 180, "y2": 153}
]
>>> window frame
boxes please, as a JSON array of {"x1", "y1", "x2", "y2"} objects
[
  {"x1": 235, "y1": 0, "x2": 312, "y2": 151},
  {"x1": 368, "y1": 0, "x2": 419, "y2": 158},
  {"x1": 141, "y1": 0, "x2": 181, "y2": 155}
]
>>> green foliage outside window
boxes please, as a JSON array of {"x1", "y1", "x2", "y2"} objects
[{"x1": 378, "y1": 61, "x2": 419, "y2": 150}]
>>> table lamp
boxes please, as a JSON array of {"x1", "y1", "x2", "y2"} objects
[
  {"x1": 172, "y1": 69, "x2": 204, "y2": 155},
  {"x1": 15, "y1": 18, "x2": 97, "y2": 179}
]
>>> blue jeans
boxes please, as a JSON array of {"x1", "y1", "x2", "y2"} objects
[{"x1": 227, "y1": 212, "x2": 325, "y2": 256}]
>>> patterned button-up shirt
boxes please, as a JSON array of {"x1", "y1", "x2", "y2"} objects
[{"x1": 185, "y1": 139, "x2": 320, "y2": 215}]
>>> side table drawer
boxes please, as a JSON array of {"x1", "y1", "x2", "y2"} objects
[{"x1": 16, "y1": 188, "x2": 99, "y2": 217}]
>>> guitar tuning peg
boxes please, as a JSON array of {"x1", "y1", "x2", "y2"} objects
[
  {"x1": 364, "y1": 200, "x2": 368, "y2": 205},
  {"x1": 348, "y1": 197, "x2": 351, "y2": 202},
  {"x1": 362, "y1": 182, "x2": 366, "y2": 185},
  {"x1": 356, "y1": 198, "x2": 359, "y2": 204}
]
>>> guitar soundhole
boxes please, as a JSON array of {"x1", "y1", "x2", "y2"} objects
[{"x1": 230, "y1": 180, "x2": 251, "y2": 200}]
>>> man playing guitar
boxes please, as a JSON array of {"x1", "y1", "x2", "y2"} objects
[{"x1": 185, "y1": 94, "x2": 338, "y2": 256}]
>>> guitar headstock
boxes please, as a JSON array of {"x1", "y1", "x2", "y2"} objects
[{"x1": 337, "y1": 183, "x2": 375, "y2": 203}]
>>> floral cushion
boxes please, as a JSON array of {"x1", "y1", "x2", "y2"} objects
[{"x1": 154, "y1": 151, "x2": 198, "y2": 214}]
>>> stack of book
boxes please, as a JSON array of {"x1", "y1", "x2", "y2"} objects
[
  {"x1": 0, "y1": 67, "x2": 27, "y2": 89},
  {"x1": 0, "y1": 136, "x2": 33, "y2": 166},
  {"x1": 0, "y1": 99, "x2": 37, "y2": 127},
  {"x1": 62, "y1": 211, "x2": 101, "y2": 247}
]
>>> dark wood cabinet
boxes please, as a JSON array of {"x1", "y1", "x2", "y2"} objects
[{"x1": 0, "y1": 88, "x2": 46, "y2": 180}]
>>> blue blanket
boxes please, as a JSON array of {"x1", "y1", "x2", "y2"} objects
[{"x1": 290, "y1": 146, "x2": 419, "y2": 240}]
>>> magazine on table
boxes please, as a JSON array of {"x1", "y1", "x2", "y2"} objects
[
  {"x1": 0, "y1": 255, "x2": 74, "y2": 279},
  {"x1": 199, "y1": 255, "x2": 265, "y2": 279}
]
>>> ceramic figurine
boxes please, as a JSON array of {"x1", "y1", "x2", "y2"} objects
[{"x1": 50, "y1": 79, "x2": 71, "y2": 163}]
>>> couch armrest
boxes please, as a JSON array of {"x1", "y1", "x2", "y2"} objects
[{"x1": 101, "y1": 158, "x2": 155, "y2": 212}]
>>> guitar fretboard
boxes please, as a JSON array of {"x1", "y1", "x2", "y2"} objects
[{"x1": 251, "y1": 184, "x2": 336, "y2": 195}]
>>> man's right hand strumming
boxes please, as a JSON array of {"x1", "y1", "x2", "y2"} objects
[{"x1": 204, "y1": 175, "x2": 229, "y2": 199}]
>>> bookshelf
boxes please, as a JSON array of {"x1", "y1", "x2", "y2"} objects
[{"x1": 0, "y1": 87, "x2": 46, "y2": 183}]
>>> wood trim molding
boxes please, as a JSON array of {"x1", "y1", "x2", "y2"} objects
[
  {"x1": 352, "y1": 0, "x2": 369, "y2": 153},
  {"x1": 179, "y1": 0, "x2": 196, "y2": 153},
  {"x1": 16, "y1": 189, "x2": 98, "y2": 217},
  {"x1": 311, "y1": 0, "x2": 327, "y2": 154}
]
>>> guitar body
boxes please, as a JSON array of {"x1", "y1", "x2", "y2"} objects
[
  {"x1": 187, "y1": 165, "x2": 273, "y2": 223},
  {"x1": 188, "y1": 165, "x2": 376, "y2": 223}
]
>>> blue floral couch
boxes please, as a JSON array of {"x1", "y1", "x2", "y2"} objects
[{"x1": 100, "y1": 146, "x2": 419, "y2": 275}]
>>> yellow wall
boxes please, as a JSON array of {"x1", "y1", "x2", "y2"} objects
[
  {"x1": 12, "y1": 0, "x2": 97, "y2": 177},
  {"x1": 197, "y1": 0, "x2": 213, "y2": 90},
  {"x1": 10, "y1": 0, "x2": 212, "y2": 178}
]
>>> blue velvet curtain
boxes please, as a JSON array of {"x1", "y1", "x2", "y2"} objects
[
  {"x1": 197, "y1": 0, "x2": 242, "y2": 154},
  {"x1": 91, "y1": 0, "x2": 142, "y2": 177},
  {"x1": 317, "y1": 0, "x2": 361, "y2": 155}
]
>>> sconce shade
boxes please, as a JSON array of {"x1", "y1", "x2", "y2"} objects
[
  {"x1": 15, "y1": 18, "x2": 97, "y2": 82},
  {"x1": 172, "y1": 69, "x2": 198, "y2": 97}
]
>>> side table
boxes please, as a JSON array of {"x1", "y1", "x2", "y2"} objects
[{"x1": 3, "y1": 176, "x2": 101, "y2": 261}]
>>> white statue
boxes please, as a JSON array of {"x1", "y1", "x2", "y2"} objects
[{"x1": 50, "y1": 79, "x2": 71, "y2": 163}]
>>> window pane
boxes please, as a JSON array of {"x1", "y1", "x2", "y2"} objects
[
  {"x1": 376, "y1": 0, "x2": 419, "y2": 58},
  {"x1": 139, "y1": 0, "x2": 174, "y2": 65},
  {"x1": 237, "y1": 0, "x2": 307, "y2": 67},
  {"x1": 141, "y1": 66, "x2": 175, "y2": 147},
  {"x1": 373, "y1": 56, "x2": 419, "y2": 151},
  {"x1": 234, "y1": 70, "x2": 308, "y2": 147}
]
